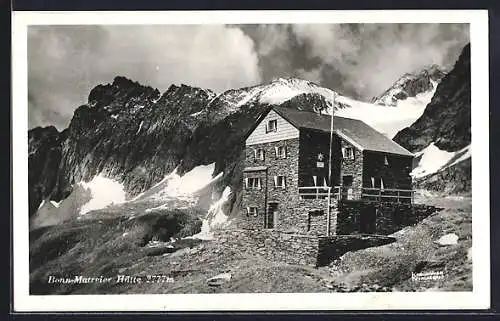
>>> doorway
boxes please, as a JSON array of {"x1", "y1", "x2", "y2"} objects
[
  {"x1": 266, "y1": 202, "x2": 279, "y2": 229},
  {"x1": 342, "y1": 175, "x2": 354, "y2": 199},
  {"x1": 360, "y1": 206, "x2": 377, "y2": 234}
]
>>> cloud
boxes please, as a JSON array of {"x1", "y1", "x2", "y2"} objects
[
  {"x1": 28, "y1": 25, "x2": 261, "y2": 130},
  {"x1": 28, "y1": 23, "x2": 470, "y2": 130},
  {"x1": 241, "y1": 23, "x2": 469, "y2": 99},
  {"x1": 293, "y1": 23, "x2": 470, "y2": 98}
]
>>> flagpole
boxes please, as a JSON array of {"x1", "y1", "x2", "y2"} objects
[{"x1": 326, "y1": 91, "x2": 335, "y2": 237}]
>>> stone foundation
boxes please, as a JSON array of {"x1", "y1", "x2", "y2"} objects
[
  {"x1": 214, "y1": 229, "x2": 319, "y2": 266},
  {"x1": 213, "y1": 229, "x2": 397, "y2": 267}
]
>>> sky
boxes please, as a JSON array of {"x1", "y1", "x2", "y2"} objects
[{"x1": 28, "y1": 23, "x2": 469, "y2": 130}]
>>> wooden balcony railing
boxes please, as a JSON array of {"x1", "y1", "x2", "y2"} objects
[
  {"x1": 298, "y1": 186, "x2": 341, "y2": 199},
  {"x1": 298, "y1": 186, "x2": 415, "y2": 203},
  {"x1": 361, "y1": 187, "x2": 415, "y2": 204}
]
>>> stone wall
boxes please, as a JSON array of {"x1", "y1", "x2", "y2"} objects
[
  {"x1": 340, "y1": 139, "x2": 364, "y2": 199},
  {"x1": 213, "y1": 229, "x2": 397, "y2": 267},
  {"x1": 240, "y1": 136, "x2": 347, "y2": 235},
  {"x1": 213, "y1": 229, "x2": 319, "y2": 266},
  {"x1": 337, "y1": 200, "x2": 441, "y2": 235},
  {"x1": 239, "y1": 138, "x2": 301, "y2": 231},
  {"x1": 266, "y1": 138, "x2": 301, "y2": 231},
  {"x1": 296, "y1": 197, "x2": 338, "y2": 235}
]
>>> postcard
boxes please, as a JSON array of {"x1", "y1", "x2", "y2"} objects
[{"x1": 12, "y1": 9, "x2": 490, "y2": 311}]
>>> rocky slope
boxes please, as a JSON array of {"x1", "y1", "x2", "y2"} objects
[
  {"x1": 394, "y1": 44, "x2": 470, "y2": 153},
  {"x1": 28, "y1": 126, "x2": 64, "y2": 216},
  {"x1": 394, "y1": 44, "x2": 471, "y2": 194},
  {"x1": 28, "y1": 77, "x2": 354, "y2": 220},
  {"x1": 28, "y1": 59, "x2": 461, "y2": 223},
  {"x1": 415, "y1": 158, "x2": 471, "y2": 194},
  {"x1": 30, "y1": 195, "x2": 471, "y2": 294}
]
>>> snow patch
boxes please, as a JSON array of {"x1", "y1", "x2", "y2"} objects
[
  {"x1": 50, "y1": 200, "x2": 61, "y2": 208},
  {"x1": 38, "y1": 200, "x2": 45, "y2": 210},
  {"x1": 411, "y1": 143, "x2": 456, "y2": 178},
  {"x1": 448, "y1": 146, "x2": 471, "y2": 168},
  {"x1": 335, "y1": 85, "x2": 434, "y2": 139},
  {"x1": 411, "y1": 143, "x2": 471, "y2": 178},
  {"x1": 220, "y1": 77, "x2": 430, "y2": 139},
  {"x1": 135, "y1": 121, "x2": 144, "y2": 135},
  {"x1": 190, "y1": 110, "x2": 204, "y2": 117},
  {"x1": 145, "y1": 204, "x2": 174, "y2": 213},
  {"x1": 154, "y1": 163, "x2": 220, "y2": 198},
  {"x1": 139, "y1": 163, "x2": 222, "y2": 207},
  {"x1": 208, "y1": 186, "x2": 231, "y2": 227},
  {"x1": 228, "y1": 78, "x2": 336, "y2": 108},
  {"x1": 258, "y1": 78, "x2": 335, "y2": 106},
  {"x1": 236, "y1": 86, "x2": 266, "y2": 107},
  {"x1": 79, "y1": 174, "x2": 127, "y2": 215},
  {"x1": 188, "y1": 186, "x2": 232, "y2": 240}
]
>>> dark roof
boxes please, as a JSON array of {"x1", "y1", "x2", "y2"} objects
[{"x1": 272, "y1": 106, "x2": 413, "y2": 157}]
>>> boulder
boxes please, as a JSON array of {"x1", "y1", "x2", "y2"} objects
[{"x1": 207, "y1": 272, "x2": 232, "y2": 287}]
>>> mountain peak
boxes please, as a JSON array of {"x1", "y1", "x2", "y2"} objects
[{"x1": 372, "y1": 64, "x2": 446, "y2": 106}]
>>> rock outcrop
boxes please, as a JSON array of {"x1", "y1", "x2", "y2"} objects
[{"x1": 394, "y1": 44, "x2": 471, "y2": 153}]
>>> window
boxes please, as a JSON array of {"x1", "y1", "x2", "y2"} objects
[
  {"x1": 384, "y1": 156, "x2": 389, "y2": 165},
  {"x1": 370, "y1": 177, "x2": 384, "y2": 188},
  {"x1": 266, "y1": 119, "x2": 277, "y2": 133},
  {"x1": 246, "y1": 207, "x2": 258, "y2": 217},
  {"x1": 245, "y1": 177, "x2": 262, "y2": 190},
  {"x1": 313, "y1": 176, "x2": 328, "y2": 187},
  {"x1": 274, "y1": 175, "x2": 286, "y2": 189},
  {"x1": 309, "y1": 210, "x2": 324, "y2": 216},
  {"x1": 275, "y1": 145, "x2": 287, "y2": 159},
  {"x1": 343, "y1": 175, "x2": 353, "y2": 187},
  {"x1": 342, "y1": 147, "x2": 355, "y2": 160},
  {"x1": 254, "y1": 148, "x2": 265, "y2": 161}
]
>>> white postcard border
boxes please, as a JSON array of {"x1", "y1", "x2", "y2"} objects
[{"x1": 12, "y1": 9, "x2": 490, "y2": 311}]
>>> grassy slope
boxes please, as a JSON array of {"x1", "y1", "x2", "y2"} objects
[{"x1": 29, "y1": 196, "x2": 472, "y2": 294}]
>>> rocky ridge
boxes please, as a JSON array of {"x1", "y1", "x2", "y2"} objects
[{"x1": 372, "y1": 64, "x2": 446, "y2": 106}]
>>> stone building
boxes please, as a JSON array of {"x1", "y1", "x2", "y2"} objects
[{"x1": 240, "y1": 106, "x2": 415, "y2": 236}]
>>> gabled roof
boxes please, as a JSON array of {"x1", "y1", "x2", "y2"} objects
[{"x1": 272, "y1": 106, "x2": 413, "y2": 157}]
